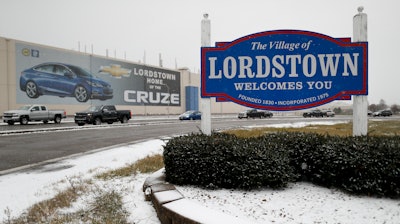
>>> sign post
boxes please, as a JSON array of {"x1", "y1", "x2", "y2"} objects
[
  {"x1": 201, "y1": 13, "x2": 212, "y2": 135},
  {"x1": 201, "y1": 10, "x2": 368, "y2": 133},
  {"x1": 353, "y1": 7, "x2": 368, "y2": 136}
]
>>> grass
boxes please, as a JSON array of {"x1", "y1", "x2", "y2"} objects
[
  {"x1": 81, "y1": 190, "x2": 129, "y2": 224},
  {"x1": 224, "y1": 120, "x2": 400, "y2": 137},
  {"x1": 3, "y1": 120, "x2": 398, "y2": 223},
  {"x1": 3, "y1": 154, "x2": 164, "y2": 224},
  {"x1": 96, "y1": 154, "x2": 164, "y2": 180}
]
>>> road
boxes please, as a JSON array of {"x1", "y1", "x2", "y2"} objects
[{"x1": 0, "y1": 115, "x2": 359, "y2": 174}]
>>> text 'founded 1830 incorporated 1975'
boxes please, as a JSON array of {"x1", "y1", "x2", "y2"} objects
[{"x1": 201, "y1": 30, "x2": 368, "y2": 111}]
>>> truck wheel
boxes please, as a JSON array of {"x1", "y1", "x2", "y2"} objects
[
  {"x1": 43, "y1": 120, "x2": 49, "y2": 124},
  {"x1": 93, "y1": 117, "x2": 101, "y2": 125},
  {"x1": 107, "y1": 121, "x2": 114, "y2": 124},
  {"x1": 20, "y1": 116, "x2": 29, "y2": 125},
  {"x1": 77, "y1": 123, "x2": 85, "y2": 126},
  {"x1": 7, "y1": 121, "x2": 14, "y2": 125},
  {"x1": 121, "y1": 116, "x2": 128, "y2": 123},
  {"x1": 74, "y1": 85, "x2": 89, "y2": 102},
  {"x1": 54, "y1": 115, "x2": 62, "y2": 124},
  {"x1": 25, "y1": 81, "x2": 39, "y2": 98}
]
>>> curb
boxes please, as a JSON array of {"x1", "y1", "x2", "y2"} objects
[{"x1": 142, "y1": 168, "x2": 252, "y2": 224}]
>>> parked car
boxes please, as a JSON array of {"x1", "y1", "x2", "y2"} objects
[
  {"x1": 20, "y1": 62, "x2": 113, "y2": 102},
  {"x1": 74, "y1": 105, "x2": 131, "y2": 126},
  {"x1": 373, "y1": 109, "x2": 393, "y2": 117},
  {"x1": 179, "y1": 110, "x2": 201, "y2": 120},
  {"x1": 238, "y1": 109, "x2": 273, "y2": 119},
  {"x1": 3, "y1": 104, "x2": 66, "y2": 125},
  {"x1": 303, "y1": 109, "x2": 325, "y2": 117}
]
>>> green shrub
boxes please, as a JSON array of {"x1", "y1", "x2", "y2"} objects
[
  {"x1": 163, "y1": 132, "x2": 400, "y2": 198},
  {"x1": 163, "y1": 133, "x2": 295, "y2": 189},
  {"x1": 327, "y1": 136, "x2": 400, "y2": 197}
]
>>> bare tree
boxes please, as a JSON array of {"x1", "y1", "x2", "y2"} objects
[
  {"x1": 368, "y1": 104, "x2": 378, "y2": 112},
  {"x1": 391, "y1": 104, "x2": 400, "y2": 114},
  {"x1": 378, "y1": 99, "x2": 388, "y2": 110}
]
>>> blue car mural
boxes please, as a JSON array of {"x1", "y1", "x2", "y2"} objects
[{"x1": 20, "y1": 62, "x2": 113, "y2": 102}]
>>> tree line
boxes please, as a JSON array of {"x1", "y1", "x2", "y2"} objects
[
  {"x1": 368, "y1": 99, "x2": 399, "y2": 114},
  {"x1": 333, "y1": 99, "x2": 399, "y2": 115}
]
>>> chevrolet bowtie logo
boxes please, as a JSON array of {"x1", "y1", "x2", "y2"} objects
[{"x1": 100, "y1": 64, "x2": 131, "y2": 78}]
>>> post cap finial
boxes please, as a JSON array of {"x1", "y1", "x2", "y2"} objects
[{"x1": 357, "y1": 6, "x2": 364, "y2": 13}]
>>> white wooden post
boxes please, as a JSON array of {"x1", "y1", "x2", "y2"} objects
[
  {"x1": 353, "y1": 6, "x2": 368, "y2": 136},
  {"x1": 201, "y1": 13, "x2": 212, "y2": 135}
]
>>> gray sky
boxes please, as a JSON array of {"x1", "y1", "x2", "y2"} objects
[{"x1": 1, "y1": 0, "x2": 399, "y2": 105}]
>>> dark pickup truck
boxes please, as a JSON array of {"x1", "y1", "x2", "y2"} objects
[
  {"x1": 238, "y1": 109, "x2": 273, "y2": 119},
  {"x1": 74, "y1": 105, "x2": 131, "y2": 126}
]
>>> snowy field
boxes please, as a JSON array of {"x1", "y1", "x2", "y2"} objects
[{"x1": 0, "y1": 121, "x2": 399, "y2": 223}]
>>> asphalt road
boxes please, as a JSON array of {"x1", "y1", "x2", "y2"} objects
[{"x1": 0, "y1": 115, "x2": 363, "y2": 174}]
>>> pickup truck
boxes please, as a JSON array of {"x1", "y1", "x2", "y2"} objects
[
  {"x1": 74, "y1": 105, "x2": 131, "y2": 126},
  {"x1": 3, "y1": 105, "x2": 66, "y2": 125},
  {"x1": 238, "y1": 109, "x2": 273, "y2": 119}
]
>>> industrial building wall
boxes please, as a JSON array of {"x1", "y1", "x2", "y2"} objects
[
  {"x1": 179, "y1": 68, "x2": 249, "y2": 114},
  {"x1": 0, "y1": 38, "x2": 7, "y2": 114},
  {"x1": 0, "y1": 36, "x2": 249, "y2": 117}
]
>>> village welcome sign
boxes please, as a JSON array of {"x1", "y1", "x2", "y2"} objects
[{"x1": 201, "y1": 30, "x2": 368, "y2": 110}]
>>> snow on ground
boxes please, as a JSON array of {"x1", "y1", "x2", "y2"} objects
[
  {"x1": 0, "y1": 139, "x2": 164, "y2": 223},
  {"x1": 177, "y1": 182, "x2": 400, "y2": 224},
  {"x1": 0, "y1": 121, "x2": 399, "y2": 223},
  {"x1": 246, "y1": 120, "x2": 346, "y2": 129}
]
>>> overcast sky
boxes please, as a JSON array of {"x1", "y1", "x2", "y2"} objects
[{"x1": 1, "y1": 0, "x2": 399, "y2": 105}]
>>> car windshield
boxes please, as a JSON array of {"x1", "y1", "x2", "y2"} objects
[
  {"x1": 18, "y1": 105, "x2": 32, "y2": 110},
  {"x1": 68, "y1": 65, "x2": 93, "y2": 78},
  {"x1": 87, "y1": 106, "x2": 102, "y2": 112}
]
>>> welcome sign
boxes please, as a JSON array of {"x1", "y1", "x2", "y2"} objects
[{"x1": 201, "y1": 30, "x2": 368, "y2": 110}]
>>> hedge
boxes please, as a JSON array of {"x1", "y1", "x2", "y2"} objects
[{"x1": 163, "y1": 132, "x2": 400, "y2": 198}]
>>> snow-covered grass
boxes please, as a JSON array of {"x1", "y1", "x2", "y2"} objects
[
  {"x1": 177, "y1": 182, "x2": 400, "y2": 224},
  {"x1": 0, "y1": 121, "x2": 399, "y2": 223},
  {"x1": 0, "y1": 140, "x2": 164, "y2": 223}
]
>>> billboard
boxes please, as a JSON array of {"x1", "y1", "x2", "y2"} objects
[
  {"x1": 201, "y1": 30, "x2": 368, "y2": 110},
  {"x1": 16, "y1": 43, "x2": 181, "y2": 106}
]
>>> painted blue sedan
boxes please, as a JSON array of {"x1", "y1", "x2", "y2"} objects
[
  {"x1": 20, "y1": 63, "x2": 113, "y2": 102},
  {"x1": 179, "y1": 110, "x2": 202, "y2": 120}
]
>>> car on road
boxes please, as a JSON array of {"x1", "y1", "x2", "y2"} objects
[
  {"x1": 373, "y1": 109, "x2": 393, "y2": 117},
  {"x1": 303, "y1": 109, "x2": 326, "y2": 118},
  {"x1": 3, "y1": 104, "x2": 66, "y2": 125},
  {"x1": 20, "y1": 62, "x2": 113, "y2": 102},
  {"x1": 238, "y1": 109, "x2": 273, "y2": 119},
  {"x1": 179, "y1": 110, "x2": 201, "y2": 120},
  {"x1": 324, "y1": 110, "x2": 335, "y2": 117}
]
